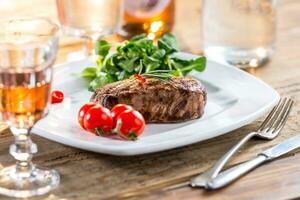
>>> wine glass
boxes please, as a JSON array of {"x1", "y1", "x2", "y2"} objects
[
  {"x1": 56, "y1": 0, "x2": 122, "y2": 57},
  {"x1": 0, "y1": 18, "x2": 60, "y2": 198}
]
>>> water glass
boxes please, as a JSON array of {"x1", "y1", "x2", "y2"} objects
[
  {"x1": 203, "y1": 0, "x2": 276, "y2": 68},
  {"x1": 56, "y1": 0, "x2": 122, "y2": 56}
]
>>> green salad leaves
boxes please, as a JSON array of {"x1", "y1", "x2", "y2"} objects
[{"x1": 80, "y1": 33, "x2": 206, "y2": 92}]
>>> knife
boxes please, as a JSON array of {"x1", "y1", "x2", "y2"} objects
[{"x1": 206, "y1": 134, "x2": 300, "y2": 189}]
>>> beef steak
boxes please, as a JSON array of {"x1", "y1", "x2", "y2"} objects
[{"x1": 90, "y1": 76, "x2": 207, "y2": 123}]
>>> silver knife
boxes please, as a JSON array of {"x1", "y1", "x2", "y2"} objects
[{"x1": 206, "y1": 134, "x2": 300, "y2": 189}]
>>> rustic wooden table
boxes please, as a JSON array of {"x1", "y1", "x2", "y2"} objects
[{"x1": 1, "y1": 0, "x2": 300, "y2": 199}]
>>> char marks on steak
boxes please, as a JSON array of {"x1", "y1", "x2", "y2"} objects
[{"x1": 90, "y1": 77, "x2": 207, "y2": 123}]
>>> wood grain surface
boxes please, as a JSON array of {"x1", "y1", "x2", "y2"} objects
[{"x1": 1, "y1": 0, "x2": 300, "y2": 200}]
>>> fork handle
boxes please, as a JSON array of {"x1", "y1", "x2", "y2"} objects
[
  {"x1": 206, "y1": 154, "x2": 268, "y2": 189},
  {"x1": 190, "y1": 132, "x2": 257, "y2": 187}
]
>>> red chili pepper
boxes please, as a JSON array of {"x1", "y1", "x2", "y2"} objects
[
  {"x1": 51, "y1": 90, "x2": 64, "y2": 104},
  {"x1": 133, "y1": 74, "x2": 146, "y2": 85}
]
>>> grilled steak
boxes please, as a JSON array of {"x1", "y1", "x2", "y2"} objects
[{"x1": 90, "y1": 77, "x2": 207, "y2": 123}]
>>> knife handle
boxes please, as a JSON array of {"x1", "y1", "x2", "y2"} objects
[
  {"x1": 206, "y1": 154, "x2": 268, "y2": 189},
  {"x1": 190, "y1": 132, "x2": 257, "y2": 187}
]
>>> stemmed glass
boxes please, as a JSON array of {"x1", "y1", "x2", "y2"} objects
[
  {"x1": 56, "y1": 0, "x2": 122, "y2": 57},
  {"x1": 0, "y1": 18, "x2": 60, "y2": 198}
]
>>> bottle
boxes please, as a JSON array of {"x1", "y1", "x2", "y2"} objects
[{"x1": 121, "y1": 0, "x2": 175, "y2": 39}]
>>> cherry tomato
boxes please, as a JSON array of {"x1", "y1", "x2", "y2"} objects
[
  {"x1": 78, "y1": 102, "x2": 97, "y2": 129},
  {"x1": 111, "y1": 104, "x2": 133, "y2": 127},
  {"x1": 51, "y1": 90, "x2": 64, "y2": 104},
  {"x1": 83, "y1": 105, "x2": 113, "y2": 135},
  {"x1": 115, "y1": 110, "x2": 145, "y2": 140}
]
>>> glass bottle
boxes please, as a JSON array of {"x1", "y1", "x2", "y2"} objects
[{"x1": 122, "y1": 0, "x2": 175, "y2": 39}]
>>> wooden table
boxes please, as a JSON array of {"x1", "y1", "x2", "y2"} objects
[{"x1": 1, "y1": 0, "x2": 300, "y2": 199}]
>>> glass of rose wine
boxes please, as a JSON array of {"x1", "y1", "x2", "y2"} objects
[{"x1": 0, "y1": 18, "x2": 60, "y2": 198}]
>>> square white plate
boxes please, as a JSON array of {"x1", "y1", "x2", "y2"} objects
[{"x1": 33, "y1": 53, "x2": 280, "y2": 156}]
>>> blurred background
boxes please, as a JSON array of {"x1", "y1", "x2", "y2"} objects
[
  {"x1": 0, "y1": 0, "x2": 299, "y2": 75},
  {"x1": 0, "y1": 0, "x2": 202, "y2": 62}
]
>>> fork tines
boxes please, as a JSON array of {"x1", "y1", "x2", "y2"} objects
[{"x1": 257, "y1": 98, "x2": 293, "y2": 134}]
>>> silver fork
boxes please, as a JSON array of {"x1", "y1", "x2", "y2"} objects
[{"x1": 190, "y1": 97, "x2": 293, "y2": 188}]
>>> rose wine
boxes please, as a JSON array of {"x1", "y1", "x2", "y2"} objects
[
  {"x1": 0, "y1": 65, "x2": 52, "y2": 129},
  {"x1": 0, "y1": 18, "x2": 60, "y2": 198}
]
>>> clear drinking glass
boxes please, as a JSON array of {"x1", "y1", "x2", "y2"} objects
[
  {"x1": 203, "y1": 0, "x2": 276, "y2": 68},
  {"x1": 0, "y1": 18, "x2": 60, "y2": 198},
  {"x1": 56, "y1": 0, "x2": 122, "y2": 56}
]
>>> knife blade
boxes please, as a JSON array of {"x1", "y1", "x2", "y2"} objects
[
  {"x1": 261, "y1": 134, "x2": 300, "y2": 159},
  {"x1": 206, "y1": 134, "x2": 300, "y2": 189}
]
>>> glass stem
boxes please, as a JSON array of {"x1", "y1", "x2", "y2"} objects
[{"x1": 9, "y1": 127, "x2": 37, "y2": 175}]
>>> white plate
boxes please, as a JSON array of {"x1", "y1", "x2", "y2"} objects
[{"x1": 33, "y1": 53, "x2": 280, "y2": 156}]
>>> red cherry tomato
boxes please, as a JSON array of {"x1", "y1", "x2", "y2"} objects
[
  {"x1": 83, "y1": 105, "x2": 113, "y2": 135},
  {"x1": 78, "y1": 102, "x2": 97, "y2": 129},
  {"x1": 51, "y1": 90, "x2": 64, "y2": 104},
  {"x1": 115, "y1": 110, "x2": 145, "y2": 140},
  {"x1": 111, "y1": 104, "x2": 133, "y2": 127}
]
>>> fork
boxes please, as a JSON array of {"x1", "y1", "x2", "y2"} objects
[{"x1": 190, "y1": 98, "x2": 293, "y2": 188}]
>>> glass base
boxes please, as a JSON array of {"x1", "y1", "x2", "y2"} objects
[
  {"x1": 204, "y1": 45, "x2": 273, "y2": 68},
  {"x1": 0, "y1": 165, "x2": 60, "y2": 198}
]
